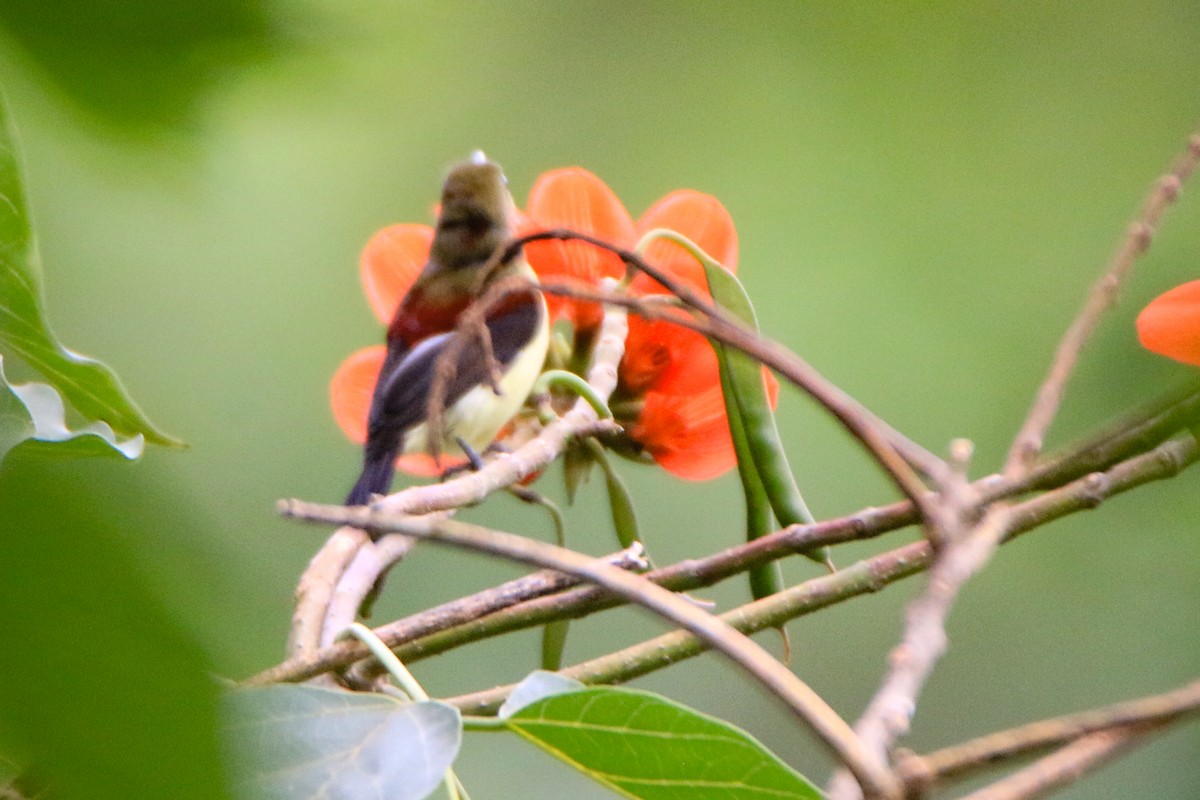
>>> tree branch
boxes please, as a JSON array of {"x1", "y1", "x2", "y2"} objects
[
  {"x1": 896, "y1": 678, "x2": 1200, "y2": 789},
  {"x1": 952, "y1": 728, "x2": 1154, "y2": 800},
  {"x1": 258, "y1": 391, "x2": 1200, "y2": 684},
  {"x1": 511, "y1": 230, "x2": 944, "y2": 514},
  {"x1": 277, "y1": 502, "x2": 904, "y2": 800},
  {"x1": 437, "y1": 436, "x2": 1197, "y2": 714}
]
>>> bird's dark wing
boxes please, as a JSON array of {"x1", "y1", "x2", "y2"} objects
[{"x1": 365, "y1": 296, "x2": 543, "y2": 453}]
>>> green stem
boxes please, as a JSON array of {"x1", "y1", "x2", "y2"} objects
[
  {"x1": 342, "y1": 622, "x2": 429, "y2": 701},
  {"x1": 533, "y1": 369, "x2": 613, "y2": 419}
]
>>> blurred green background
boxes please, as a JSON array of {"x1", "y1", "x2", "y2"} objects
[{"x1": 0, "y1": 1, "x2": 1197, "y2": 798}]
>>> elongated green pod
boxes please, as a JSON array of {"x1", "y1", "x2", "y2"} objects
[
  {"x1": 641, "y1": 229, "x2": 828, "y2": 568},
  {"x1": 718, "y1": 346, "x2": 783, "y2": 599}
]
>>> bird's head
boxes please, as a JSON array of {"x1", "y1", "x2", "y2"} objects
[{"x1": 429, "y1": 151, "x2": 516, "y2": 271}]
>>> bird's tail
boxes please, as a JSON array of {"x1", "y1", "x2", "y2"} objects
[{"x1": 345, "y1": 455, "x2": 395, "y2": 507}]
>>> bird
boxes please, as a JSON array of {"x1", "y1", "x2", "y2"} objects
[{"x1": 345, "y1": 151, "x2": 549, "y2": 508}]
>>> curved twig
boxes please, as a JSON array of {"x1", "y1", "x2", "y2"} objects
[{"x1": 508, "y1": 229, "x2": 942, "y2": 513}]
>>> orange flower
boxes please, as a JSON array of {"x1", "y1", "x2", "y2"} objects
[
  {"x1": 523, "y1": 167, "x2": 778, "y2": 480},
  {"x1": 331, "y1": 167, "x2": 778, "y2": 482},
  {"x1": 523, "y1": 168, "x2": 635, "y2": 330},
  {"x1": 1137, "y1": 280, "x2": 1200, "y2": 366}
]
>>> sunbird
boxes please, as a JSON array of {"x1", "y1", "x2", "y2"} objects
[{"x1": 345, "y1": 152, "x2": 549, "y2": 507}]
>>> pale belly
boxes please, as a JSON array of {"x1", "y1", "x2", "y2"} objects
[{"x1": 401, "y1": 298, "x2": 550, "y2": 457}]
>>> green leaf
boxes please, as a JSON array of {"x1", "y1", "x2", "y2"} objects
[
  {"x1": 0, "y1": 357, "x2": 144, "y2": 463},
  {"x1": 0, "y1": 93, "x2": 180, "y2": 446},
  {"x1": 224, "y1": 684, "x2": 462, "y2": 800},
  {"x1": 506, "y1": 686, "x2": 821, "y2": 799},
  {"x1": 585, "y1": 438, "x2": 641, "y2": 549},
  {"x1": 498, "y1": 671, "x2": 586, "y2": 719},
  {"x1": 0, "y1": 360, "x2": 34, "y2": 462}
]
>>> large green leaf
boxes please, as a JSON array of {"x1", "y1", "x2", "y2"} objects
[
  {"x1": 0, "y1": 0, "x2": 277, "y2": 131},
  {"x1": 505, "y1": 686, "x2": 821, "y2": 799},
  {"x1": 0, "y1": 93, "x2": 180, "y2": 447},
  {"x1": 224, "y1": 684, "x2": 462, "y2": 800},
  {"x1": 0, "y1": 356, "x2": 144, "y2": 462}
]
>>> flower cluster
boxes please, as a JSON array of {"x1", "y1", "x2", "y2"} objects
[{"x1": 330, "y1": 166, "x2": 777, "y2": 481}]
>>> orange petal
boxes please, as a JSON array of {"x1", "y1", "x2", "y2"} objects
[
  {"x1": 631, "y1": 385, "x2": 736, "y2": 481},
  {"x1": 634, "y1": 190, "x2": 738, "y2": 296},
  {"x1": 1137, "y1": 280, "x2": 1200, "y2": 366},
  {"x1": 330, "y1": 346, "x2": 386, "y2": 444},
  {"x1": 524, "y1": 168, "x2": 635, "y2": 329},
  {"x1": 763, "y1": 366, "x2": 780, "y2": 409},
  {"x1": 621, "y1": 315, "x2": 717, "y2": 396},
  {"x1": 629, "y1": 360, "x2": 780, "y2": 482},
  {"x1": 360, "y1": 224, "x2": 433, "y2": 324}
]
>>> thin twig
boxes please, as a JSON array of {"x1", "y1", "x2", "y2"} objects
[
  {"x1": 527, "y1": 271, "x2": 940, "y2": 514},
  {"x1": 277, "y1": 503, "x2": 904, "y2": 800},
  {"x1": 320, "y1": 525, "x2": 428, "y2": 648},
  {"x1": 439, "y1": 437, "x2": 1197, "y2": 713},
  {"x1": 444, "y1": 542, "x2": 933, "y2": 715},
  {"x1": 505, "y1": 228, "x2": 943, "y2": 487},
  {"x1": 896, "y1": 678, "x2": 1200, "y2": 788},
  {"x1": 287, "y1": 525, "x2": 369, "y2": 659},
  {"x1": 1006, "y1": 132, "x2": 1200, "y2": 476},
  {"x1": 830, "y1": 132, "x2": 1200, "y2": 800},
  {"x1": 246, "y1": 545, "x2": 648, "y2": 686},
  {"x1": 259, "y1": 427, "x2": 1199, "y2": 685},
  {"x1": 952, "y1": 728, "x2": 1152, "y2": 800}
]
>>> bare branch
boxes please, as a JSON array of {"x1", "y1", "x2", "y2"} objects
[
  {"x1": 277, "y1": 502, "x2": 904, "y2": 800},
  {"x1": 952, "y1": 729, "x2": 1152, "y2": 800},
  {"x1": 897, "y1": 678, "x2": 1200, "y2": 787},
  {"x1": 1006, "y1": 131, "x2": 1200, "y2": 476},
  {"x1": 249, "y1": 545, "x2": 648, "y2": 686},
  {"x1": 527, "y1": 269, "x2": 942, "y2": 515},
  {"x1": 263, "y1": 422, "x2": 1199, "y2": 685},
  {"x1": 287, "y1": 525, "x2": 369, "y2": 660}
]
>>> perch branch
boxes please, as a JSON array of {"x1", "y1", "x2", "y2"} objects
[
  {"x1": 278, "y1": 502, "x2": 904, "y2": 800},
  {"x1": 247, "y1": 545, "x2": 648, "y2": 686},
  {"x1": 259, "y1": 398, "x2": 1200, "y2": 684}
]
